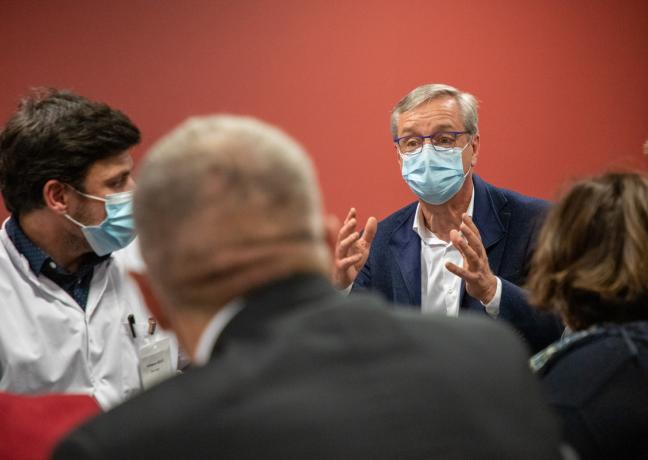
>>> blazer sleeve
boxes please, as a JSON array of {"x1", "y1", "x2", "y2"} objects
[
  {"x1": 498, "y1": 278, "x2": 563, "y2": 353},
  {"x1": 351, "y1": 255, "x2": 372, "y2": 292}
]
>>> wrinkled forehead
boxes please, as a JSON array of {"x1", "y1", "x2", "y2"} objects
[{"x1": 396, "y1": 97, "x2": 464, "y2": 135}]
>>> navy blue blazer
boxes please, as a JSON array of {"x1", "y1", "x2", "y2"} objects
[{"x1": 352, "y1": 175, "x2": 562, "y2": 353}]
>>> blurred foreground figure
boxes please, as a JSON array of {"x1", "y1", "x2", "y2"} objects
[
  {"x1": 54, "y1": 115, "x2": 562, "y2": 460},
  {"x1": 529, "y1": 172, "x2": 648, "y2": 460}
]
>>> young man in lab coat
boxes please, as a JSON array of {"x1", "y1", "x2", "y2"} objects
[{"x1": 0, "y1": 89, "x2": 178, "y2": 409}]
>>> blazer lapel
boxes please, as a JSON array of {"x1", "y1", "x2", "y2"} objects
[
  {"x1": 472, "y1": 175, "x2": 507, "y2": 252},
  {"x1": 460, "y1": 175, "x2": 508, "y2": 310},
  {"x1": 389, "y1": 205, "x2": 421, "y2": 307}
]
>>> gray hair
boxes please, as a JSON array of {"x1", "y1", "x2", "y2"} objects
[
  {"x1": 390, "y1": 83, "x2": 479, "y2": 139},
  {"x1": 134, "y1": 115, "x2": 324, "y2": 309}
]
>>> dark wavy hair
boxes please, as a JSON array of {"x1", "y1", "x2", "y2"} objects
[
  {"x1": 0, "y1": 88, "x2": 140, "y2": 215},
  {"x1": 527, "y1": 172, "x2": 648, "y2": 330}
]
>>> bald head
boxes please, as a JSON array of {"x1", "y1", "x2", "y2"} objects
[{"x1": 135, "y1": 115, "x2": 328, "y2": 311}]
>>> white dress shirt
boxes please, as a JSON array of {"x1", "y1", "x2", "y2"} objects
[{"x1": 412, "y1": 187, "x2": 502, "y2": 317}]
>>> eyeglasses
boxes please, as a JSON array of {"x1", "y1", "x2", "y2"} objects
[{"x1": 394, "y1": 131, "x2": 469, "y2": 156}]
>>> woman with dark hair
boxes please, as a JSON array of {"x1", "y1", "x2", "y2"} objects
[{"x1": 527, "y1": 172, "x2": 648, "y2": 460}]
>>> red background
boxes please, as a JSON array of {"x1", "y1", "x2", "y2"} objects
[{"x1": 2, "y1": 0, "x2": 647, "y2": 223}]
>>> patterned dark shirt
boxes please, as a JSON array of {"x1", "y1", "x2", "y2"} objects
[{"x1": 5, "y1": 216, "x2": 108, "y2": 309}]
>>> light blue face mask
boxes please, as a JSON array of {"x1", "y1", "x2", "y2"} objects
[
  {"x1": 401, "y1": 143, "x2": 471, "y2": 205},
  {"x1": 65, "y1": 189, "x2": 137, "y2": 256}
]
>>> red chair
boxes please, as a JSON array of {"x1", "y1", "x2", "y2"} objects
[{"x1": 0, "y1": 392, "x2": 100, "y2": 460}]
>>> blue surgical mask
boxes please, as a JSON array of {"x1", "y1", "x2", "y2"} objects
[
  {"x1": 65, "y1": 190, "x2": 137, "y2": 256},
  {"x1": 401, "y1": 143, "x2": 471, "y2": 205}
]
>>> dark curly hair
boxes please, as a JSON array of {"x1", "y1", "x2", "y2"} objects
[
  {"x1": 0, "y1": 88, "x2": 140, "y2": 215},
  {"x1": 527, "y1": 172, "x2": 648, "y2": 330}
]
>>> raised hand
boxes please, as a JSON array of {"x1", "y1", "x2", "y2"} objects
[
  {"x1": 445, "y1": 213, "x2": 498, "y2": 304},
  {"x1": 332, "y1": 208, "x2": 377, "y2": 289}
]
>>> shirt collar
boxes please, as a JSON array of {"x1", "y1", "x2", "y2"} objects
[
  {"x1": 412, "y1": 184, "x2": 475, "y2": 245},
  {"x1": 5, "y1": 215, "x2": 109, "y2": 277},
  {"x1": 193, "y1": 300, "x2": 243, "y2": 366},
  {"x1": 6, "y1": 215, "x2": 53, "y2": 275}
]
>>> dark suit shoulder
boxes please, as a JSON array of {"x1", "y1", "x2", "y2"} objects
[
  {"x1": 397, "y1": 308, "x2": 531, "y2": 360},
  {"x1": 479, "y1": 177, "x2": 550, "y2": 214},
  {"x1": 320, "y1": 292, "x2": 530, "y2": 364}
]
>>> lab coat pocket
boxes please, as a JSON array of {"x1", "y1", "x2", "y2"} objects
[{"x1": 120, "y1": 321, "x2": 144, "y2": 399}]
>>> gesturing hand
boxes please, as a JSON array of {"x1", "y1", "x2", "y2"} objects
[
  {"x1": 445, "y1": 214, "x2": 498, "y2": 304},
  {"x1": 333, "y1": 208, "x2": 377, "y2": 289}
]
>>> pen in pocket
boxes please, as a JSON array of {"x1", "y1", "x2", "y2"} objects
[
  {"x1": 148, "y1": 317, "x2": 157, "y2": 335},
  {"x1": 127, "y1": 314, "x2": 137, "y2": 338}
]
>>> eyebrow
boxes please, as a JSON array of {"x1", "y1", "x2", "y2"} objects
[
  {"x1": 105, "y1": 170, "x2": 131, "y2": 185},
  {"x1": 400, "y1": 123, "x2": 457, "y2": 137}
]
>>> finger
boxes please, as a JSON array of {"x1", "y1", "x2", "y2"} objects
[
  {"x1": 445, "y1": 261, "x2": 479, "y2": 282},
  {"x1": 450, "y1": 230, "x2": 481, "y2": 268},
  {"x1": 324, "y1": 214, "x2": 341, "y2": 253},
  {"x1": 336, "y1": 253, "x2": 363, "y2": 270},
  {"x1": 336, "y1": 217, "x2": 357, "y2": 244},
  {"x1": 343, "y1": 207, "x2": 357, "y2": 225},
  {"x1": 461, "y1": 214, "x2": 482, "y2": 242},
  {"x1": 459, "y1": 221, "x2": 486, "y2": 259},
  {"x1": 361, "y1": 216, "x2": 378, "y2": 245},
  {"x1": 336, "y1": 231, "x2": 360, "y2": 258}
]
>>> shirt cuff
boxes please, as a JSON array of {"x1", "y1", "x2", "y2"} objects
[
  {"x1": 338, "y1": 284, "x2": 353, "y2": 296},
  {"x1": 481, "y1": 277, "x2": 502, "y2": 317}
]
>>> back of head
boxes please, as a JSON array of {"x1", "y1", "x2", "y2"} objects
[
  {"x1": 134, "y1": 115, "x2": 327, "y2": 312},
  {"x1": 0, "y1": 88, "x2": 140, "y2": 215},
  {"x1": 528, "y1": 172, "x2": 648, "y2": 330},
  {"x1": 390, "y1": 83, "x2": 479, "y2": 138}
]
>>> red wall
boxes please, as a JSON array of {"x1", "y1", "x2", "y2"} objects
[{"x1": 2, "y1": 0, "x2": 647, "y2": 223}]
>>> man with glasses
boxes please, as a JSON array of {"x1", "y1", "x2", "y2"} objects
[{"x1": 334, "y1": 83, "x2": 561, "y2": 353}]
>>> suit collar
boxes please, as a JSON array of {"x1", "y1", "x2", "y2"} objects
[
  {"x1": 211, "y1": 273, "x2": 336, "y2": 358},
  {"x1": 243, "y1": 273, "x2": 335, "y2": 312}
]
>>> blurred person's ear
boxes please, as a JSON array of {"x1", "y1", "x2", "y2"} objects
[{"x1": 128, "y1": 271, "x2": 172, "y2": 330}]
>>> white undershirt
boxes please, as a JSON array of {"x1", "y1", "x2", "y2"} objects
[
  {"x1": 413, "y1": 188, "x2": 501, "y2": 317},
  {"x1": 193, "y1": 300, "x2": 243, "y2": 366}
]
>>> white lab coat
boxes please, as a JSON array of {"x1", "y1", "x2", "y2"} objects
[{"x1": 0, "y1": 225, "x2": 178, "y2": 409}]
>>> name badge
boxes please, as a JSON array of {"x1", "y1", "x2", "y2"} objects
[{"x1": 138, "y1": 337, "x2": 174, "y2": 390}]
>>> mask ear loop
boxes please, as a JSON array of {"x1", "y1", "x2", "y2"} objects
[
  {"x1": 462, "y1": 134, "x2": 476, "y2": 179},
  {"x1": 64, "y1": 186, "x2": 108, "y2": 228},
  {"x1": 463, "y1": 165, "x2": 472, "y2": 179},
  {"x1": 63, "y1": 213, "x2": 88, "y2": 229},
  {"x1": 72, "y1": 188, "x2": 107, "y2": 203},
  {"x1": 459, "y1": 137, "x2": 475, "y2": 229}
]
